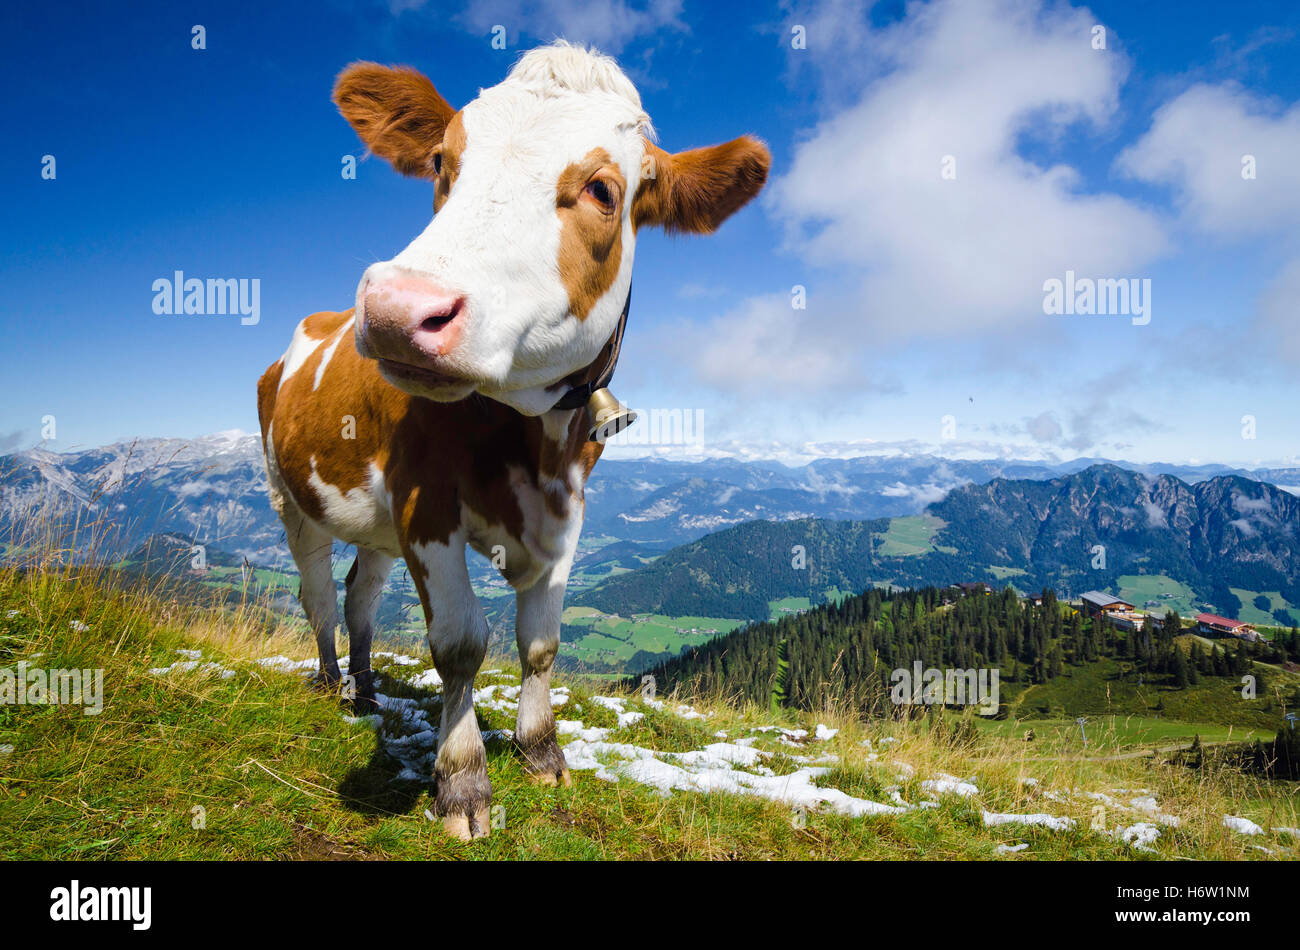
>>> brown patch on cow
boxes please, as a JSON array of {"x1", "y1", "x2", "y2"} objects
[
  {"x1": 302, "y1": 310, "x2": 346, "y2": 340},
  {"x1": 333, "y1": 63, "x2": 456, "y2": 180},
  {"x1": 256, "y1": 359, "x2": 283, "y2": 448},
  {"x1": 263, "y1": 309, "x2": 600, "y2": 620},
  {"x1": 433, "y1": 111, "x2": 467, "y2": 213},
  {"x1": 633, "y1": 135, "x2": 771, "y2": 234},
  {"x1": 556, "y1": 147, "x2": 625, "y2": 320},
  {"x1": 265, "y1": 311, "x2": 403, "y2": 523}
]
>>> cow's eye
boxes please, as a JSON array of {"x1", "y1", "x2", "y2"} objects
[{"x1": 585, "y1": 179, "x2": 615, "y2": 210}]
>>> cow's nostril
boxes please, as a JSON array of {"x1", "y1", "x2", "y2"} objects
[{"x1": 418, "y1": 297, "x2": 462, "y2": 333}]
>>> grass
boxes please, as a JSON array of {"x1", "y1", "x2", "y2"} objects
[
  {"x1": 2, "y1": 522, "x2": 1297, "y2": 860},
  {"x1": 1115, "y1": 574, "x2": 1201, "y2": 619},
  {"x1": 1004, "y1": 652, "x2": 1300, "y2": 731},
  {"x1": 558, "y1": 608, "x2": 742, "y2": 666},
  {"x1": 875, "y1": 516, "x2": 944, "y2": 558}
]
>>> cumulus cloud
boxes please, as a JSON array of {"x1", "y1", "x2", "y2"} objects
[
  {"x1": 769, "y1": 0, "x2": 1167, "y2": 340},
  {"x1": 1116, "y1": 83, "x2": 1300, "y2": 237},
  {"x1": 673, "y1": 0, "x2": 1168, "y2": 405},
  {"x1": 1118, "y1": 82, "x2": 1300, "y2": 363}
]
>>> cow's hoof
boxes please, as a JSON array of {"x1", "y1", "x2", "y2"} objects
[
  {"x1": 434, "y1": 769, "x2": 492, "y2": 841},
  {"x1": 442, "y1": 806, "x2": 491, "y2": 841},
  {"x1": 529, "y1": 765, "x2": 572, "y2": 788},
  {"x1": 519, "y1": 739, "x2": 571, "y2": 788}
]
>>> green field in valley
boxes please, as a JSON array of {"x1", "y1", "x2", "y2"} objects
[
  {"x1": 1115, "y1": 574, "x2": 1201, "y2": 618},
  {"x1": 559, "y1": 606, "x2": 744, "y2": 667},
  {"x1": 875, "y1": 515, "x2": 946, "y2": 557}
]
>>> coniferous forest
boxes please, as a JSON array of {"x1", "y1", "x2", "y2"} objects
[{"x1": 644, "y1": 585, "x2": 1300, "y2": 719}]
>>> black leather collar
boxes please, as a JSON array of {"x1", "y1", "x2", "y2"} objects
[{"x1": 552, "y1": 282, "x2": 632, "y2": 411}]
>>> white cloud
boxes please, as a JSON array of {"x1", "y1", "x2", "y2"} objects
[
  {"x1": 1118, "y1": 82, "x2": 1300, "y2": 363},
  {"x1": 676, "y1": 0, "x2": 1168, "y2": 400},
  {"x1": 769, "y1": 0, "x2": 1167, "y2": 341},
  {"x1": 1116, "y1": 83, "x2": 1300, "y2": 237}
]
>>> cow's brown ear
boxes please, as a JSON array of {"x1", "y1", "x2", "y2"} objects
[
  {"x1": 633, "y1": 136, "x2": 771, "y2": 234},
  {"x1": 333, "y1": 63, "x2": 456, "y2": 180}
]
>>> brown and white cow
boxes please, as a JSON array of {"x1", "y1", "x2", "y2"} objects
[{"x1": 257, "y1": 42, "x2": 768, "y2": 839}]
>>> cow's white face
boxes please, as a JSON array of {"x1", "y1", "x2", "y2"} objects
[{"x1": 337, "y1": 43, "x2": 769, "y2": 415}]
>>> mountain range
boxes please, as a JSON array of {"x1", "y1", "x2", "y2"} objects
[
  {"x1": 575, "y1": 465, "x2": 1300, "y2": 626},
  {"x1": 5, "y1": 431, "x2": 1299, "y2": 563}
]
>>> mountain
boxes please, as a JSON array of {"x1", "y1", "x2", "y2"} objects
[
  {"x1": 0, "y1": 432, "x2": 282, "y2": 563},
  {"x1": 4, "y1": 434, "x2": 1299, "y2": 629},
  {"x1": 576, "y1": 465, "x2": 1300, "y2": 624}
]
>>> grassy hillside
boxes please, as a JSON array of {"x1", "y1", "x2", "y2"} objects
[
  {"x1": 1004, "y1": 648, "x2": 1297, "y2": 730},
  {"x1": 1, "y1": 562, "x2": 1297, "y2": 860}
]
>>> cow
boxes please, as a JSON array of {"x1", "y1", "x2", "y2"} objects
[{"x1": 256, "y1": 41, "x2": 769, "y2": 840}]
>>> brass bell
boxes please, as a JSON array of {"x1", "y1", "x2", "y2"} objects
[{"x1": 584, "y1": 388, "x2": 637, "y2": 443}]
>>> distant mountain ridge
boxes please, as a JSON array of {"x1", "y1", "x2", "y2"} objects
[
  {"x1": 3, "y1": 434, "x2": 1298, "y2": 613},
  {"x1": 575, "y1": 465, "x2": 1300, "y2": 624}
]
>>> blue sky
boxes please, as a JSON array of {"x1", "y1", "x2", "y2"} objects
[{"x1": 3, "y1": 0, "x2": 1299, "y2": 466}]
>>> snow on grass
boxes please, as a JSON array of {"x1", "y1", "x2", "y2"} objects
[
  {"x1": 563, "y1": 736, "x2": 908, "y2": 818},
  {"x1": 374, "y1": 651, "x2": 421, "y2": 666},
  {"x1": 1223, "y1": 815, "x2": 1264, "y2": 835},
  {"x1": 1118, "y1": 823, "x2": 1161, "y2": 852},
  {"x1": 149, "y1": 649, "x2": 235, "y2": 680},
  {"x1": 256, "y1": 655, "x2": 324, "y2": 675},
  {"x1": 921, "y1": 774, "x2": 979, "y2": 797},
  {"x1": 409, "y1": 668, "x2": 442, "y2": 690},
  {"x1": 981, "y1": 811, "x2": 1076, "y2": 832},
  {"x1": 996, "y1": 842, "x2": 1029, "y2": 854}
]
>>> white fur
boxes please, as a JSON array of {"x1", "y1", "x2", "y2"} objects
[{"x1": 355, "y1": 43, "x2": 652, "y2": 416}]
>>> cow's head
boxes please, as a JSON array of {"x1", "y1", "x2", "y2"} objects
[{"x1": 337, "y1": 42, "x2": 769, "y2": 414}]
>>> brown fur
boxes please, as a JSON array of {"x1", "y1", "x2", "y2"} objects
[
  {"x1": 633, "y1": 136, "x2": 772, "y2": 234},
  {"x1": 333, "y1": 63, "x2": 456, "y2": 179},
  {"x1": 257, "y1": 310, "x2": 599, "y2": 561},
  {"x1": 556, "y1": 148, "x2": 626, "y2": 320}
]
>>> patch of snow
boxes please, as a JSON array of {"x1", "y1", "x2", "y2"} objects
[
  {"x1": 562, "y1": 737, "x2": 906, "y2": 818},
  {"x1": 256, "y1": 655, "x2": 319, "y2": 674},
  {"x1": 922, "y1": 774, "x2": 979, "y2": 797},
  {"x1": 996, "y1": 843, "x2": 1029, "y2": 854},
  {"x1": 374, "y1": 651, "x2": 421, "y2": 666},
  {"x1": 982, "y1": 811, "x2": 1076, "y2": 832},
  {"x1": 1223, "y1": 815, "x2": 1263, "y2": 835},
  {"x1": 1119, "y1": 823, "x2": 1161, "y2": 852},
  {"x1": 70, "y1": 620, "x2": 90, "y2": 633},
  {"x1": 814, "y1": 723, "x2": 839, "y2": 741},
  {"x1": 409, "y1": 668, "x2": 443, "y2": 690}
]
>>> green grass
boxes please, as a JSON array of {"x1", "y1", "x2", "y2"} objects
[
  {"x1": 1230, "y1": 588, "x2": 1294, "y2": 627},
  {"x1": 876, "y1": 516, "x2": 944, "y2": 557},
  {"x1": 1005, "y1": 652, "x2": 1300, "y2": 731},
  {"x1": 1115, "y1": 574, "x2": 1201, "y2": 619},
  {"x1": 2, "y1": 563, "x2": 1296, "y2": 861},
  {"x1": 768, "y1": 596, "x2": 811, "y2": 619},
  {"x1": 558, "y1": 607, "x2": 743, "y2": 667}
]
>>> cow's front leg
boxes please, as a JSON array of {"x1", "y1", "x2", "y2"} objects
[
  {"x1": 409, "y1": 537, "x2": 491, "y2": 841},
  {"x1": 514, "y1": 566, "x2": 570, "y2": 787}
]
